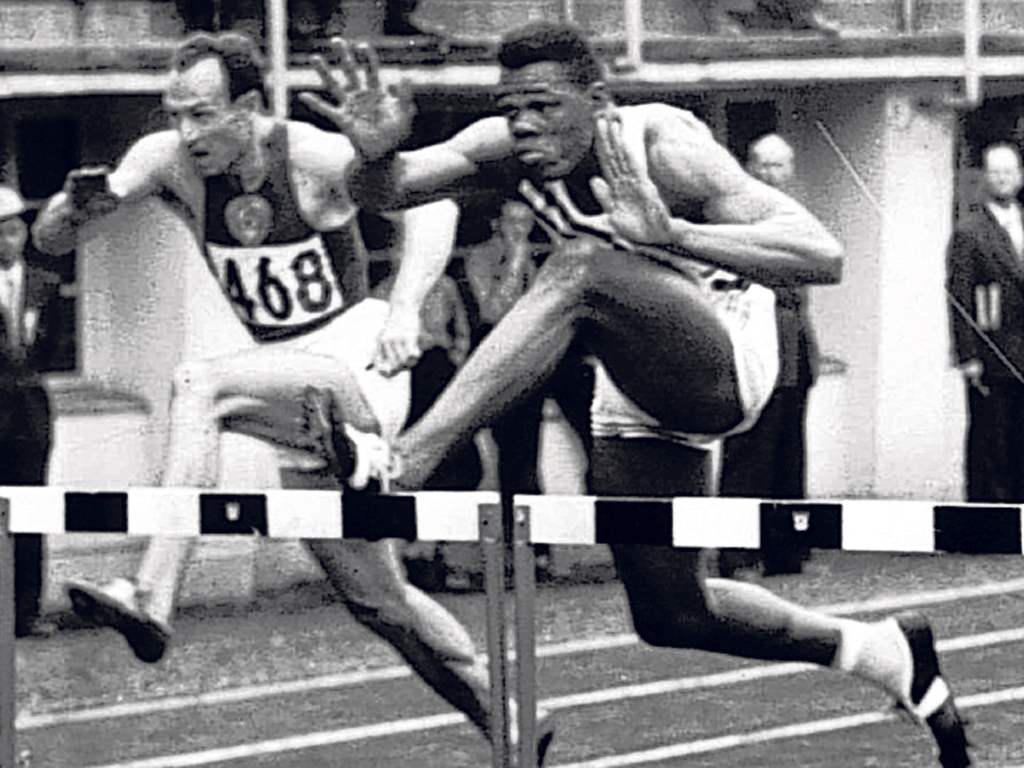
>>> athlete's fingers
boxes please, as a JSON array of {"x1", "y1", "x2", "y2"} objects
[
  {"x1": 593, "y1": 115, "x2": 616, "y2": 182},
  {"x1": 297, "y1": 92, "x2": 341, "y2": 121},
  {"x1": 358, "y1": 42, "x2": 381, "y2": 91},
  {"x1": 590, "y1": 176, "x2": 614, "y2": 213},
  {"x1": 393, "y1": 336, "x2": 417, "y2": 365},
  {"x1": 373, "y1": 343, "x2": 401, "y2": 377},
  {"x1": 595, "y1": 113, "x2": 626, "y2": 185},
  {"x1": 518, "y1": 179, "x2": 547, "y2": 214},
  {"x1": 605, "y1": 111, "x2": 634, "y2": 182},
  {"x1": 547, "y1": 180, "x2": 614, "y2": 236},
  {"x1": 332, "y1": 38, "x2": 361, "y2": 92},
  {"x1": 517, "y1": 179, "x2": 576, "y2": 237},
  {"x1": 310, "y1": 54, "x2": 346, "y2": 96},
  {"x1": 533, "y1": 212, "x2": 565, "y2": 246}
]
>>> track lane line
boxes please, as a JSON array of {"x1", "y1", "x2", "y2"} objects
[
  {"x1": 551, "y1": 686, "x2": 1024, "y2": 768},
  {"x1": 20, "y1": 576, "x2": 1024, "y2": 730},
  {"x1": 76, "y1": 628, "x2": 1024, "y2": 768}
]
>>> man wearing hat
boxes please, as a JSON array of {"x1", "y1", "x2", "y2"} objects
[{"x1": 0, "y1": 184, "x2": 63, "y2": 638}]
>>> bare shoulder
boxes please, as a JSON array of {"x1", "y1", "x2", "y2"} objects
[
  {"x1": 619, "y1": 103, "x2": 716, "y2": 150},
  {"x1": 617, "y1": 103, "x2": 745, "y2": 204}
]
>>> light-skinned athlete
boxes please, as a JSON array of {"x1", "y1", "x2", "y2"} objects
[{"x1": 32, "y1": 31, "x2": 541, "y2": 763}]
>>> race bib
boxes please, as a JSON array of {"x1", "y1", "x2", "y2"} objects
[{"x1": 206, "y1": 233, "x2": 346, "y2": 340}]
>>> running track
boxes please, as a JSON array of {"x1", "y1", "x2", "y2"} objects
[{"x1": 14, "y1": 550, "x2": 1024, "y2": 767}]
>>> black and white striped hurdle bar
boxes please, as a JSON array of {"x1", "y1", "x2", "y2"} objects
[{"x1": 2, "y1": 487, "x2": 1024, "y2": 553}]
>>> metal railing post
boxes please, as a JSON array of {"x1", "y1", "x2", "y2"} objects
[
  {"x1": 513, "y1": 503, "x2": 537, "y2": 768},
  {"x1": 1, "y1": 498, "x2": 16, "y2": 768},
  {"x1": 480, "y1": 502, "x2": 509, "y2": 768},
  {"x1": 266, "y1": 0, "x2": 289, "y2": 118}
]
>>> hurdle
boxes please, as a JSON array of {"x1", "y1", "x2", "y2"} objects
[{"x1": 3, "y1": 489, "x2": 1024, "y2": 768}]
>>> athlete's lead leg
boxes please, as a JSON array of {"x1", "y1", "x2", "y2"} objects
[{"x1": 389, "y1": 237, "x2": 742, "y2": 490}]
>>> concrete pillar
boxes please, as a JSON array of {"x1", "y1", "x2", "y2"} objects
[{"x1": 873, "y1": 86, "x2": 963, "y2": 499}]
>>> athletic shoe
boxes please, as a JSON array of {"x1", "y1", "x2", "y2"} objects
[
  {"x1": 66, "y1": 578, "x2": 171, "y2": 664},
  {"x1": 892, "y1": 611, "x2": 971, "y2": 768},
  {"x1": 536, "y1": 720, "x2": 556, "y2": 767},
  {"x1": 301, "y1": 386, "x2": 397, "y2": 492}
]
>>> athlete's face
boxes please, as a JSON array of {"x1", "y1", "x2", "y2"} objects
[
  {"x1": 0, "y1": 216, "x2": 27, "y2": 269},
  {"x1": 164, "y1": 56, "x2": 254, "y2": 178},
  {"x1": 984, "y1": 147, "x2": 1024, "y2": 204},
  {"x1": 496, "y1": 61, "x2": 604, "y2": 181}
]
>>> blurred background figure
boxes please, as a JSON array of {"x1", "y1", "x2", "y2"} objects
[
  {"x1": 718, "y1": 134, "x2": 820, "y2": 576},
  {"x1": 692, "y1": 0, "x2": 838, "y2": 35},
  {"x1": 173, "y1": 0, "x2": 442, "y2": 46},
  {"x1": 0, "y1": 184, "x2": 62, "y2": 638},
  {"x1": 947, "y1": 143, "x2": 1024, "y2": 502},
  {"x1": 728, "y1": 0, "x2": 839, "y2": 34}
]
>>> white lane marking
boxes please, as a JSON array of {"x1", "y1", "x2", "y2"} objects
[
  {"x1": 83, "y1": 683, "x2": 1024, "y2": 768},
  {"x1": 19, "y1": 577, "x2": 1024, "y2": 730},
  {"x1": 84, "y1": 712, "x2": 467, "y2": 768},
  {"x1": 553, "y1": 685, "x2": 1024, "y2": 768},
  {"x1": 542, "y1": 626, "x2": 1024, "y2": 713},
  {"x1": 17, "y1": 667, "x2": 413, "y2": 730}
]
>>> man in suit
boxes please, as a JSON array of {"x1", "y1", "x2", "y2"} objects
[
  {"x1": 947, "y1": 143, "x2": 1024, "y2": 502},
  {"x1": 719, "y1": 133, "x2": 820, "y2": 576},
  {"x1": 0, "y1": 184, "x2": 62, "y2": 637}
]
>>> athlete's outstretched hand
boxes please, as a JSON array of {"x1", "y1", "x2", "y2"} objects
[
  {"x1": 298, "y1": 39, "x2": 416, "y2": 161},
  {"x1": 590, "y1": 109, "x2": 676, "y2": 247}
]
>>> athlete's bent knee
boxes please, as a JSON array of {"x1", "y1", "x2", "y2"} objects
[{"x1": 536, "y1": 236, "x2": 612, "y2": 297}]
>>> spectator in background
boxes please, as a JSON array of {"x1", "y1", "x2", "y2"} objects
[
  {"x1": 727, "y1": 0, "x2": 839, "y2": 34},
  {"x1": 719, "y1": 133, "x2": 820, "y2": 576},
  {"x1": 174, "y1": 0, "x2": 442, "y2": 44},
  {"x1": 455, "y1": 198, "x2": 591, "y2": 500},
  {"x1": 0, "y1": 185, "x2": 62, "y2": 638},
  {"x1": 947, "y1": 143, "x2": 1024, "y2": 502}
]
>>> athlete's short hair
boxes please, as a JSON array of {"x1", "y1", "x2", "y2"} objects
[
  {"x1": 497, "y1": 22, "x2": 603, "y2": 89},
  {"x1": 172, "y1": 32, "x2": 267, "y2": 107}
]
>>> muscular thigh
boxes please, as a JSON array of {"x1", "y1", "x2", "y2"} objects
[
  {"x1": 206, "y1": 302, "x2": 410, "y2": 437},
  {"x1": 573, "y1": 248, "x2": 743, "y2": 434}
]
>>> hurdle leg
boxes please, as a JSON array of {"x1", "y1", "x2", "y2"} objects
[
  {"x1": 1, "y1": 499, "x2": 16, "y2": 768},
  {"x1": 480, "y1": 502, "x2": 509, "y2": 768},
  {"x1": 513, "y1": 503, "x2": 537, "y2": 768}
]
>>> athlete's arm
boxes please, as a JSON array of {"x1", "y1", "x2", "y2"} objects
[
  {"x1": 33, "y1": 131, "x2": 179, "y2": 256},
  {"x1": 373, "y1": 198, "x2": 460, "y2": 376},
  {"x1": 298, "y1": 40, "x2": 513, "y2": 213},
  {"x1": 350, "y1": 117, "x2": 515, "y2": 213},
  {"x1": 587, "y1": 106, "x2": 842, "y2": 287},
  {"x1": 645, "y1": 107, "x2": 843, "y2": 286}
]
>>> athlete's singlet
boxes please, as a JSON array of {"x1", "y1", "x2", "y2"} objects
[{"x1": 203, "y1": 124, "x2": 362, "y2": 343}]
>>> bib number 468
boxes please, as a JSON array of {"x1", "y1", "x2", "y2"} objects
[{"x1": 223, "y1": 249, "x2": 334, "y2": 322}]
